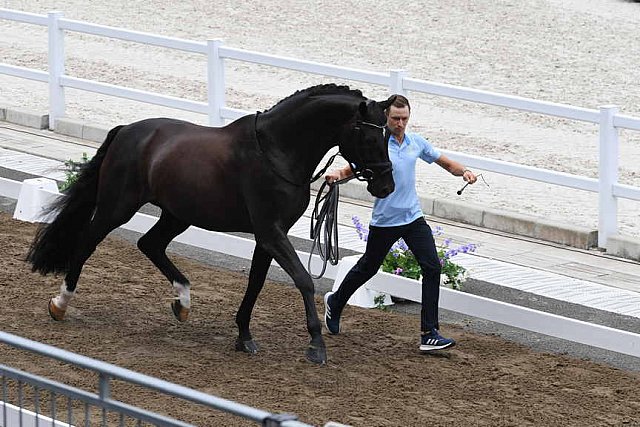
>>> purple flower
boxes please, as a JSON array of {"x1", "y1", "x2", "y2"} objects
[
  {"x1": 352, "y1": 215, "x2": 369, "y2": 242},
  {"x1": 445, "y1": 248, "x2": 459, "y2": 259},
  {"x1": 391, "y1": 238, "x2": 408, "y2": 253},
  {"x1": 460, "y1": 243, "x2": 474, "y2": 253},
  {"x1": 393, "y1": 267, "x2": 403, "y2": 275},
  {"x1": 452, "y1": 243, "x2": 477, "y2": 255}
]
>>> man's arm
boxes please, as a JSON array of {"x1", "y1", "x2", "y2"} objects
[
  {"x1": 435, "y1": 154, "x2": 477, "y2": 184},
  {"x1": 325, "y1": 164, "x2": 354, "y2": 183}
]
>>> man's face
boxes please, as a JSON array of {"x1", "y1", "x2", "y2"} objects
[{"x1": 385, "y1": 105, "x2": 410, "y2": 136}]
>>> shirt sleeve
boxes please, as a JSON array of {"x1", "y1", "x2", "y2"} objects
[{"x1": 417, "y1": 134, "x2": 441, "y2": 163}]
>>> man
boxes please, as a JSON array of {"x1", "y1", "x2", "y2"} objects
[{"x1": 324, "y1": 94, "x2": 477, "y2": 351}]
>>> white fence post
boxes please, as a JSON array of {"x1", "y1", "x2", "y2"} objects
[
  {"x1": 47, "y1": 11, "x2": 65, "y2": 130},
  {"x1": 598, "y1": 105, "x2": 619, "y2": 248},
  {"x1": 389, "y1": 69, "x2": 407, "y2": 96},
  {"x1": 207, "y1": 38, "x2": 225, "y2": 126}
]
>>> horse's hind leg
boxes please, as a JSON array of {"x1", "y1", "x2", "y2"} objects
[
  {"x1": 136, "y1": 210, "x2": 190, "y2": 321},
  {"x1": 49, "y1": 204, "x2": 138, "y2": 320},
  {"x1": 235, "y1": 244, "x2": 272, "y2": 354}
]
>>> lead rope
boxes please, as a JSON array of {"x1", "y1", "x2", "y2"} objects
[{"x1": 307, "y1": 173, "x2": 356, "y2": 279}]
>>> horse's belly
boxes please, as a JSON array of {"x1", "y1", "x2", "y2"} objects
[
  {"x1": 166, "y1": 199, "x2": 253, "y2": 232},
  {"x1": 193, "y1": 209, "x2": 253, "y2": 232}
]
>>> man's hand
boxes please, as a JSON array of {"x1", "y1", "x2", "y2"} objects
[
  {"x1": 462, "y1": 169, "x2": 477, "y2": 184},
  {"x1": 325, "y1": 165, "x2": 352, "y2": 183},
  {"x1": 325, "y1": 170, "x2": 342, "y2": 183}
]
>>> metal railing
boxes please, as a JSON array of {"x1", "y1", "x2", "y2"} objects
[
  {"x1": 1, "y1": 8, "x2": 640, "y2": 250},
  {"x1": 0, "y1": 331, "x2": 311, "y2": 426}
]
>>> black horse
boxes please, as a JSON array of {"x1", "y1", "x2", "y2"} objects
[{"x1": 27, "y1": 84, "x2": 396, "y2": 364}]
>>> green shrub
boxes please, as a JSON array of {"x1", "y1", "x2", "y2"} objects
[{"x1": 59, "y1": 152, "x2": 89, "y2": 192}]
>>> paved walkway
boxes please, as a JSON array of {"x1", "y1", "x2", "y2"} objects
[{"x1": 2, "y1": 122, "x2": 640, "y2": 320}]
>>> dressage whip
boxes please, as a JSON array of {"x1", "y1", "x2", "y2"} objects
[{"x1": 456, "y1": 173, "x2": 490, "y2": 195}]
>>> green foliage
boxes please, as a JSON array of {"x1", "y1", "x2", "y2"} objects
[
  {"x1": 438, "y1": 249, "x2": 468, "y2": 291},
  {"x1": 380, "y1": 244, "x2": 474, "y2": 291},
  {"x1": 373, "y1": 294, "x2": 390, "y2": 311},
  {"x1": 381, "y1": 248, "x2": 422, "y2": 280},
  {"x1": 59, "y1": 152, "x2": 89, "y2": 192}
]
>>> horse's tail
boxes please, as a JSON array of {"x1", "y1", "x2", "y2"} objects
[{"x1": 27, "y1": 125, "x2": 125, "y2": 275}]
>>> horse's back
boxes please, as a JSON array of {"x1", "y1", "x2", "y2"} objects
[{"x1": 101, "y1": 116, "x2": 256, "y2": 230}]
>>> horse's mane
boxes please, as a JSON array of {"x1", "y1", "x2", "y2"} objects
[{"x1": 262, "y1": 84, "x2": 364, "y2": 113}]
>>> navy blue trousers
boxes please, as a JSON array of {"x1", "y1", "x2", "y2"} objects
[{"x1": 332, "y1": 217, "x2": 442, "y2": 332}]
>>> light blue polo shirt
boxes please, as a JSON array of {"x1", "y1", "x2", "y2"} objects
[{"x1": 370, "y1": 132, "x2": 441, "y2": 227}]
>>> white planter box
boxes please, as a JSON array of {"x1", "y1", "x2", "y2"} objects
[
  {"x1": 333, "y1": 255, "x2": 451, "y2": 308},
  {"x1": 13, "y1": 177, "x2": 60, "y2": 223},
  {"x1": 332, "y1": 255, "x2": 394, "y2": 308}
]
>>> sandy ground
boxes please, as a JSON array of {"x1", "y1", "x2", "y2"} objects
[
  {"x1": 1, "y1": 0, "x2": 640, "y2": 239},
  {"x1": 1, "y1": 212, "x2": 640, "y2": 426}
]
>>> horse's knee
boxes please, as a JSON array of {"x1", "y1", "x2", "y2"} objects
[{"x1": 292, "y1": 273, "x2": 314, "y2": 293}]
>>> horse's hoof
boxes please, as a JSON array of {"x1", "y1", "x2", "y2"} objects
[
  {"x1": 171, "y1": 300, "x2": 189, "y2": 322},
  {"x1": 235, "y1": 338, "x2": 259, "y2": 354},
  {"x1": 306, "y1": 345, "x2": 328, "y2": 365},
  {"x1": 48, "y1": 299, "x2": 66, "y2": 321}
]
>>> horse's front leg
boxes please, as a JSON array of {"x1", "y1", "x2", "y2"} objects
[
  {"x1": 259, "y1": 234, "x2": 327, "y2": 365},
  {"x1": 235, "y1": 244, "x2": 272, "y2": 354}
]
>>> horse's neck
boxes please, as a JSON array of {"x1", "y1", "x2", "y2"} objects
[{"x1": 259, "y1": 110, "x2": 345, "y2": 182}]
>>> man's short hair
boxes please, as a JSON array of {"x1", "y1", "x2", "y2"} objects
[{"x1": 387, "y1": 94, "x2": 410, "y2": 111}]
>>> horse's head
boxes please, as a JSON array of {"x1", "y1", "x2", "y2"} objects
[{"x1": 340, "y1": 96, "x2": 396, "y2": 198}]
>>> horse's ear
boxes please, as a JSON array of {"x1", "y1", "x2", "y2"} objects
[{"x1": 378, "y1": 95, "x2": 397, "y2": 111}]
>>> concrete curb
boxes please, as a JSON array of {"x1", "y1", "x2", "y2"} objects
[
  {"x1": 0, "y1": 108, "x2": 108, "y2": 143},
  {"x1": 1, "y1": 108, "x2": 637, "y2": 260},
  {"x1": 607, "y1": 234, "x2": 640, "y2": 261},
  {"x1": 1, "y1": 108, "x2": 49, "y2": 129},
  {"x1": 55, "y1": 118, "x2": 109, "y2": 142}
]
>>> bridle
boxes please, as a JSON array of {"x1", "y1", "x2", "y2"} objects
[
  {"x1": 342, "y1": 120, "x2": 393, "y2": 183},
  {"x1": 308, "y1": 119, "x2": 391, "y2": 184}
]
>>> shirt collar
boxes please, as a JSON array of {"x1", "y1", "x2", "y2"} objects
[{"x1": 389, "y1": 133, "x2": 410, "y2": 147}]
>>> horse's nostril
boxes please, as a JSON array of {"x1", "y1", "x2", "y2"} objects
[
  {"x1": 385, "y1": 184, "x2": 395, "y2": 196},
  {"x1": 375, "y1": 184, "x2": 394, "y2": 199}
]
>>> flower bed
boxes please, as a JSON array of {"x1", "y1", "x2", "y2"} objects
[{"x1": 352, "y1": 216, "x2": 477, "y2": 290}]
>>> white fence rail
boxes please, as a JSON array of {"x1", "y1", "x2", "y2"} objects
[{"x1": 1, "y1": 8, "x2": 640, "y2": 249}]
